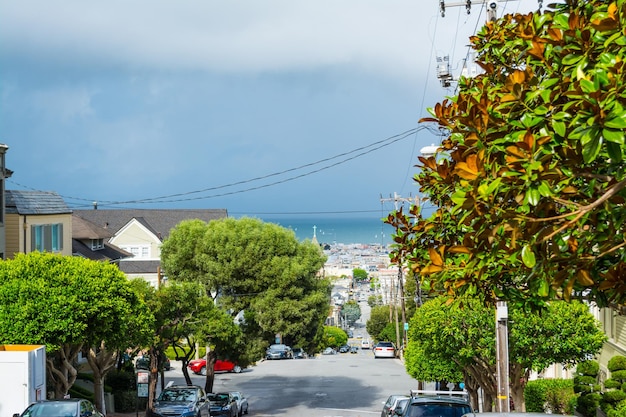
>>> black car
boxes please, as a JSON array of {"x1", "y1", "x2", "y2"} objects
[
  {"x1": 395, "y1": 391, "x2": 473, "y2": 417},
  {"x1": 208, "y1": 392, "x2": 238, "y2": 416},
  {"x1": 146, "y1": 385, "x2": 210, "y2": 417},
  {"x1": 265, "y1": 344, "x2": 293, "y2": 359},
  {"x1": 136, "y1": 354, "x2": 171, "y2": 371},
  {"x1": 13, "y1": 399, "x2": 104, "y2": 417},
  {"x1": 339, "y1": 344, "x2": 350, "y2": 353}
]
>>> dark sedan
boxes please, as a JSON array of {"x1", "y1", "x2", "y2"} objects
[
  {"x1": 265, "y1": 344, "x2": 293, "y2": 360},
  {"x1": 146, "y1": 385, "x2": 210, "y2": 417},
  {"x1": 208, "y1": 392, "x2": 238, "y2": 416},
  {"x1": 13, "y1": 399, "x2": 104, "y2": 417}
]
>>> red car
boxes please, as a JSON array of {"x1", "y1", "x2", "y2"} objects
[{"x1": 187, "y1": 358, "x2": 242, "y2": 375}]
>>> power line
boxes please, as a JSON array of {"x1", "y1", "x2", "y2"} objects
[{"x1": 10, "y1": 126, "x2": 429, "y2": 209}]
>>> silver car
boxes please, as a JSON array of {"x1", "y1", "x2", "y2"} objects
[
  {"x1": 266, "y1": 344, "x2": 293, "y2": 359},
  {"x1": 230, "y1": 391, "x2": 249, "y2": 416}
]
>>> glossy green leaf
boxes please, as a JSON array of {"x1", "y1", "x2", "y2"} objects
[
  {"x1": 552, "y1": 120, "x2": 566, "y2": 136},
  {"x1": 582, "y1": 135, "x2": 602, "y2": 163},
  {"x1": 522, "y1": 245, "x2": 536, "y2": 268},
  {"x1": 603, "y1": 128, "x2": 624, "y2": 144},
  {"x1": 538, "y1": 279, "x2": 549, "y2": 297},
  {"x1": 607, "y1": 142, "x2": 623, "y2": 163}
]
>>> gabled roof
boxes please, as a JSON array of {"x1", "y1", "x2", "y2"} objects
[
  {"x1": 6, "y1": 190, "x2": 71, "y2": 215},
  {"x1": 72, "y1": 240, "x2": 132, "y2": 263},
  {"x1": 72, "y1": 208, "x2": 228, "y2": 240},
  {"x1": 72, "y1": 215, "x2": 113, "y2": 239}
]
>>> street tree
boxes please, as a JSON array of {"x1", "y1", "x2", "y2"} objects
[
  {"x1": 407, "y1": 296, "x2": 606, "y2": 410},
  {"x1": 0, "y1": 252, "x2": 152, "y2": 413},
  {"x1": 387, "y1": 0, "x2": 626, "y2": 309},
  {"x1": 353, "y1": 268, "x2": 368, "y2": 282},
  {"x1": 341, "y1": 301, "x2": 361, "y2": 326},
  {"x1": 366, "y1": 305, "x2": 392, "y2": 341},
  {"x1": 160, "y1": 217, "x2": 330, "y2": 368},
  {"x1": 320, "y1": 326, "x2": 348, "y2": 348}
]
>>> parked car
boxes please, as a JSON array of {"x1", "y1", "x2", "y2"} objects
[
  {"x1": 395, "y1": 390, "x2": 472, "y2": 417},
  {"x1": 339, "y1": 344, "x2": 350, "y2": 353},
  {"x1": 208, "y1": 392, "x2": 238, "y2": 416},
  {"x1": 265, "y1": 344, "x2": 293, "y2": 360},
  {"x1": 361, "y1": 339, "x2": 371, "y2": 349},
  {"x1": 374, "y1": 341, "x2": 396, "y2": 358},
  {"x1": 13, "y1": 399, "x2": 104, "y2": 417},
  {"x1": 322, "y1": 347, "x2": 337, "y2": 355},
  {"x1": 229, "y1": 391, "x2": 249, "y2": 416},
  {"x1": 350, "y1": 345, "x2": 359, "y2": 354},
  {"x1": 188, "y1": 358, "x2": 242, "y2": 375},
  {"x1": 136, "y1": 354, "x2": 171, "y2": 371},
  {"x1": 146, "y1": 385, "x2": 210, "y2": 417},
  {"x1": 381, "y1": 395, "x2": 409, "y2": 417},
  {"x1": 380, "y1": 394, "x2": 409, "y2": 417},
  {"x1": 292, "y1": 347, "x2": 307, "y2": 359}
]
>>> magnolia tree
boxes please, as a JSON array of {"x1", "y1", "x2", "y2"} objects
[{"x1": 388, "y1": 0, "x2": 626, "y2": 309}]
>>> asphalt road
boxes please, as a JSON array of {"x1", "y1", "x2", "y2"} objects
[{"x1": 160, "y1": 347, "x2": 417, "y2": 417}]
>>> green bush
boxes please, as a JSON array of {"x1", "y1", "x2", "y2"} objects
[
  {"x1": 105, "y1": 370, "x2": 136, "y2": 392},
  {"x1": 605, "y1": 391, "x2": 626, "y2": 403},
  {"x1": 607, "y1": 400, "x2": 626, "y2": 417},
  {"x1": 606, "y1": 379, "x2": 622, "y2": 389},
  {"x1": 524, "y1": 379, "x2": 574, "y2": 413},
  {"x1": 577, "y1": 393, "x2": 602, "y2": 417},
  {"x1": 577, "y1": 360, "x2": 600, "y2": 377},
  {"x1": 613, "y1": 370, "x2": 626, "y2": 381},
  {"x1": 609, "y1": 356, "x2": 626, "y2": 372},
  {"x1": 113, "y1": 390, "x2": 147, "y2": 413}
]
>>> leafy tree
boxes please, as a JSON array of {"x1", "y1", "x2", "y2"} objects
[
  {"x1": 366, "y1": 305, "x2": 392, "y2": 340},
  {"x1": 387, "y1": 0, "x2": 626, "y2": 310},
  {"x1": 341, "y1": 301, "x2": 361, "y2": 326},
  {"x1": 0, "y1": 252, "x2": 152, "y2": 413},
  {"x1": 353, "y1": 268, "x2": 368, "y2": 282},
  {"x1": 160, "y1": 217, "x2": 330, "y2": 370},
  {"x1": 407, "y1": 296, "x2": 605, "y2": 411},
  {"x1": 320, "y1": 326, "x2": 347, "y2": 349}
]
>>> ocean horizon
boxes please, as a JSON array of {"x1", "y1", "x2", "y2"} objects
[{"x1": 256, "y1": 215, "x2": 395, "y2": 246}]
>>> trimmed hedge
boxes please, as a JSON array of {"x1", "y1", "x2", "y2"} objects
[{"x1": 525, "y1": 378, "x2": 575, "y2": 414}]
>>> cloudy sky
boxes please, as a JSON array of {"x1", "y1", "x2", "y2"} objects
[{"x1": 0, "y1": 0, "x2": 542, "y2": 219}]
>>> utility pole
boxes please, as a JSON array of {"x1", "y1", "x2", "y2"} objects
[{"x1": 380, "y1": 193, "x2": 420, "y2": 353}]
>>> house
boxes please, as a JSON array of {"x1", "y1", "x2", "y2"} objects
[
  {"x1": 5, "y1": 190, "x2": 73, "y2": 258},
  {"x1": 72, "y1": 208, "x2": 228, "y2": 286},
  {"x1": 71, "y1": 214, "x2": 131, "y2": 264}
]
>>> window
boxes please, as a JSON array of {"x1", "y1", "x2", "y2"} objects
[
  {"x1": 122, "y1": 245, "x2": 151, "y2": 259},
  {"x1": 90, "y1": 239, "x2": 105, "y2": 250},
  {"x1": 31, "y1": 224, "x2": 63, "y2": 252}
]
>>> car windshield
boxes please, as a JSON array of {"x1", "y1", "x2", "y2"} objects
[
  {"x1": 158, "y1": 389, "x2": 197, "y2": 402},
  {"x1": 208, "y1": 393, "x2": 229, "y2": 405},
  {"x1": 405, "y1": 403, "x2": 471, "y2": 417},
  {"x1": 379, "y1": 342, "x2": 394, "y2": 347},
  {"x1": 23, "y1": 402, "x2": 77, "y2": 417}
]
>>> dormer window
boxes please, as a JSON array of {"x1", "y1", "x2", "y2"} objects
[{"x1": 91, "y1": 239, "x2": 104, "y2": 250}]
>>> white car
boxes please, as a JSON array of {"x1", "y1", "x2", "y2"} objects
[
  {"x1": 361, "y1": 339, "x2": 371, "y2": 349},
  {"x1": 373, "y1": 341, "x2": 396, "y2": 358}
]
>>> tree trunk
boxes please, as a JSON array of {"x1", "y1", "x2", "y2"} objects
[
  {"x1": 204, "y1": 350, "x2": 217, "y2": 393},
  {"x1": 509, "y1": 364, "x2": 528, "y2": 412},
  {"x1": 47, "y1": 344, "x2": 83, "y2": 399},
  {"x1": 86, "y1": 343, "x2": 118, "y2": 415},
  {"x1": 147, "y1": 348, "x2": 160, "y2": 411}
]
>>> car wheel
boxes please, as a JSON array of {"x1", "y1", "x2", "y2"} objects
[
  {"x1": 200, "y1": 366, "x2": 207, "y2": 376},
  {"x1": 233, "y1": 365, "x2": 242, "y2": 373},
  {"x1": 244, "y1": 405, "x2": 249, "y2": 415}
]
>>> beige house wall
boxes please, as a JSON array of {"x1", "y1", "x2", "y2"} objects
[
  {"x1": 109, "y1": 220, "x2": 161, "y2": 260},
  {"x1": 5, "y1": 213, "x2": 72, "y2": 258}
]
